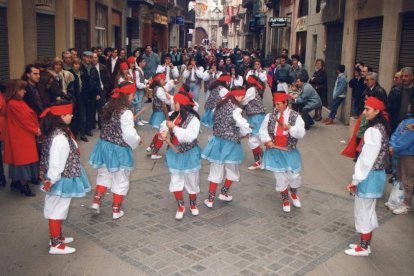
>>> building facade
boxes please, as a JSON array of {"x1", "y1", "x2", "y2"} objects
[{"x1": 192, "y1": 0, "x2": 224, "y2": 48}]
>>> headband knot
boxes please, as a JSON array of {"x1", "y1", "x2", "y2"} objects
[{"x1": 40, "y1": 103, "x2": 73, "y2": 118}]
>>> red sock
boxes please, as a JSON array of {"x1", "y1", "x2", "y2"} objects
[
  {"x1": 281, "y1": 188, "x2": 289, "y2": 202},
  {"x1": 189, "y1": 194, "x2": 197, "y2": 209},
  {"x1": 209, "y1": 182, "x2": 218, "y2": 193},
  {"x1": 173, "y1": 191, "x2": 184, "y2": 201},
  {"x1": 252, "y1": 147, "x2": 263, "y2": 156},
  {"x1": 153, "y1": 133, "x2": 164, "y2": 150},
  {"x1": 361, "y1": 232, "x2": 371, "y2": 240},
  {"x1": 112, "y1": 193, "x2": 124, "y2": 213},
  {"x1": 224, "y1": 179, "x2": 232, "y2": 188},
  {"x1": 49, "y1": 219, "x2": 61, "y2": 238},
  {"x1": 94, "y1": 185, "x2": 107, "y2": 204},
  {"x1": 96, "y1": 185, "x2": 107, "y2": 194}
]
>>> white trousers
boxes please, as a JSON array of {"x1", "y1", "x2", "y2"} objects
[
  {"x1": 169, "y1": 171, "x2": 200, "y2": 194},
  {"x1": 44, "y1": 195, "x2": 72, "y2": 220},
  {"x1": 273, "y1": 171, "x2": 302, "y2": 192},
  {"x1": 208, "y1": 163, "x2": 240, "y2": 184},
  {"x1": 354, "y1": 196, "x2": 378, "y2": 233},
  {"x1": 248, "y1": 135, "x2": 261, "y2": 150},
  {"x1": 96, "y1": 168, "x2": 131, "y2": 196}
]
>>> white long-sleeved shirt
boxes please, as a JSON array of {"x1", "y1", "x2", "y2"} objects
[
  {"x1": 230, "y1": 75, "x2": 244, "y2": 89},
  {"x1": 120, "y1": 109, "x2": 141, "y2": 149},
  {"x1": 352, "y1": 127, "x2": 382, "y2": 185},
  {"x1": 135, "y1": 67, "x2": 147, "y2": 90},
  {"x1": 160, "y1": 114, "x2": 200, "y2": 143},
  {"x1": 182, "y1": 66, "x2": 205, "y2": 81},
  {"x1": 241, "y1": 87, "x2": 257, "y2": 106},
  {"x1": 219, "y1": 87, "x2": 229, "y2": 99},
  {"x1": 233, "y1": 107, "x2": 252, "y2": 137},
  {"x1": 202, "y1": 70, "x2": 222, "y2": 82},
  {"x1": 47, "y1": 134, "x2": 73, "y2": 184},
  {"x1": 245, "y1": 69, "x2": 267, "y2": 83},
  {"x1": 156, "y1": 65, "x2": 179, "y2": 81},
  {"x1": 154, "y1": 85, "x2": 173, "y2": 105},
  {"x1": 259, "y1": 108, "x2": 305, "y2": 144}
]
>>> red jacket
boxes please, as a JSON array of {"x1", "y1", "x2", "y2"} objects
[
  {"x1": 4, "y1": 99, "x2": 39, "y2": 165},
  {"x1": 0, "y1": 94, "x2": 6, "y2": 141}
]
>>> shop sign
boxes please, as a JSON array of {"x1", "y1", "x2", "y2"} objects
[
  {"x1": 154, "y1": 13, "x2": 168, "y2": 25},
  {"x1": 176, "y1": 16, "x2": 185, "y2": 25},
  {"x1": 296, "y1": 16, "x2": 307, "y2": 32},
  {"x1": 35, "y1": 0, "x2": 55, "y2": 12},
  {"x1": 268, "y1": 17, "x2": 290, "y2": 27},
  {"x1": 131, "y1": 39, "x2": 141, "y2": 49}
]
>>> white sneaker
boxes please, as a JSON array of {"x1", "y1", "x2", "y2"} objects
[
  {"x1": 49, "y1": 244, "x2": 76, "y2": 255},
  {"x1": 91, "y1": 203, "x2": 100, "y2": 214},
  {"x1": 137, "y1": 121, "x2": 145, "y2": 126},
  {"x1": 204, "y1": 199, "x2": 214, "y2": 208},
  {"x1": 151, "y1": 154, "x2": 162, "y2": 160},
  {"x1": 141, "y1": 120, "x2": 149, "y2": 124},
  {"x1": 393, "y1": 205, "x2": 410, "y2": 215},
  {"x1": 49, "y1": 237, "x2": 74, "y2": 246},
  {"x1": 218, "y1": 193, "x2": 233, "y2": 202},
  {"x1": 289, "y1": 193, "x2": 302, "y2": 208},
  {"x1": 248, "y1": 161, "x2": 261, "y2": 170},
  {"x1": 344, "y1": 246, "x2": 370, "y2": 257},
  {"x1": 113, "y1": 210, "x2": 124, "y2": 220},
  {"x1": 190, "y1": 206, "x2": 199, "y2": 216},
  {"x1": 282, "y1": 201, "x2": 291, "y2": 212},
  {"x1": 146, "y1": 146, "x2": 152, "y2": 153},
  {"x1": 349, "y1": 244, "x2": 371, "y2": 254},
  {"x1": 385, "y1": 202, "x2": 397, "y2": 211},
  {"x1": 175, "y1": 207, "x2": 185, "y2": 220}
]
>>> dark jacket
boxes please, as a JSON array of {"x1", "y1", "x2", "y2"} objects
[
  {"x1": 349, "y1": 77, "x2": 366, "y2": 100},
  {"x1": 106, "y1": 57, "x2": 122, "y2": 85},
  {"x1": 388, "y1": 85, "x2": 414, "y2": 132},
  {"x1": 360, "y1": 84, "x2": 388, "y2": 112},
  {"x1": 23, "y1": 83, "x2": 49, "y2": 116},
  {"x1": 309, "y1": 68, "x2": 327, "y2": 97}
]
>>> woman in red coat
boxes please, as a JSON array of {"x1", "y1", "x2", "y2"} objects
[
  {"x1": 4, "y1": 79, "x2": 40, "y2": 196},
  {"x1": 0, "y1": 82, "x2": 7, "y2": 187}
]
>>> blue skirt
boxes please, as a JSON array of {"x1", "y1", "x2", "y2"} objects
[
  {"x1": 165, "y1": 146, "x2": 201, "y2": 173},
  {"x1": 248, "y1": 113, "x2": 266, "y2": 135},
  {"x1": 89, "y1": 139, "x2": 134, "y2": 172},
  {"x1": 201, "y1": 136, "x2": 244, "y2": 164},
  {"x1": 201, "y1": 109, "x2": 214, "y2": 128},
  {"x1": 262, "y1": 148, "x2": 302, "y2": 173},
  {"x1": 356, "y1": 170, "x2": 386, "y2": 199},
  {"x1": 43, "y1": 166, "x2": 91, "y2": 198},
  {"x1": 149, "y1": 111, "x2": 165, "y2": 129}
]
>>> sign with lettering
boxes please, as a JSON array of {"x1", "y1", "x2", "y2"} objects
[
  {"x1": 176, "y1": 16, "x2": 185, "y2": 25},
  {"x1": 296, "y1": 16, "x2": 307, "y2": 32},
  {"x1": 154, "y1": 13, "x2": 168, "y2": 25},
  {"x1": 268, "y1": 17, "x2": 290, "y2": 27}
]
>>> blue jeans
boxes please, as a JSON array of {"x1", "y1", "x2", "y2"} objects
[
  {"x1": 189, "y1": 83, "x2": 201, "y2": 102},
  {"x1": 132, "y1": 90, "x2": 145, "y2": 122},
  {"x1": 328, "y1": 97, "x2": 345, "y2": 119}
]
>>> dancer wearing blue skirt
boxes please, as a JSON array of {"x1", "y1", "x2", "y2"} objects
[
  {"x1": 200, "y1": 73, "x2": 230, "y2": 128},
  {"x1": 146, "y1": 73, "x2": 175, "y2": 159},
  {"x1": 202, "y1": 86, "x2": 252, "y2": 208},
  {"x1": 242, "y1": 75, "x2": 266, "y2": 170},
  {"x1": 259, "y1": 93, "x2": 305, "y2": 213},
  {"x1": 39, "y1": 101, "x2": 91, "y2": 255},
  {"x1": 89, "y1": 82, "x2": 141, "y2": 220},
  {"x1": 159, "y1": 88, "x2": 201, "y2": 220},
  {"x1": 345, "y1": 97, "x2": 390, "y2": 257}
]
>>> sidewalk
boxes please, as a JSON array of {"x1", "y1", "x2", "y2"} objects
[{"x1": 0, "y1": 90, "x2": 413, "y2": 276}]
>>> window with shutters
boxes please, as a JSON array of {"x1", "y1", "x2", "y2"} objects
[
  {"x1": 96, "y1": 4, "x2": 107, "y2": 48},
  {"x1": 0, "y1": 7, "x2": 9, "y2": 82},
  {"x1": 36, "y1": 13, "x2": 55, "y2": 58},
  {"x1": 355, "y1": 17, "x2": 383, "y2": 73},
  {"x1": 398, "y1": 11, "x2": 414, "y2": 69}
]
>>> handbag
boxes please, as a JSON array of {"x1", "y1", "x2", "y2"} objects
[{"x1": 385, "y1": 180, "x2": 404, "y2": 210}]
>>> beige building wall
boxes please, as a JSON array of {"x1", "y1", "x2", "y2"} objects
[
  {"x1": 7, "y1": 0, "x2": 25, "y2": 79},
  {"x1": 305, "y1": 0, "x2": 325, "y2": 72}
]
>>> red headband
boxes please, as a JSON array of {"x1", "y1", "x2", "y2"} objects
[
  {"x1": 365, "y1": 96, "x2": 385, "y2": 111},
  {"x1": 174, "y1": 93, "x2": 195, "y2": 106},
  {"x1": 273, "y1": 93, "x2": 291, "y2": 103},
  {"x1": 247, "y1": 75, "x2": 264, "y2": 90},
  {"x1": 179, "y1": 86, "x2": 187, "y2": 93},
  {"x1": 152, "y1": 73, "x2": 166, "y2": 82},
  {"x1": 120, "y1": 62, "x2": 128, "y2": 70},
  {"x1": 218, "y1": 74, "x2": 231, "y2": 82},
  {"x1": 111, "y1": 83, "x2": 136, "y2": 98},
  {"x1": 127, "y1": 56, "x2": 136, "y2": 64},
  {"x1": 40, "y1": 103, "x2": 73, "y2": 118},
  {"x1": 225, "y1": 88, "x2": 246, "y2": 98}
]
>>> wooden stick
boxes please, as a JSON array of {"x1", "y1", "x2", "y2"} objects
[
  {"x1": 164, "y1": 137, "x2": 179, "y2": 153},
  {"x1": 269, "y1": 145, "x2": 288, "y2": 151}
]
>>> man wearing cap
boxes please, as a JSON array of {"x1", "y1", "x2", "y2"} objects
[
  {"x1": 156, "y1": 54, "x2": 179, "y2": 95},
  {"x1": 259, "y1": 93, "x2": 306, "y2": 212}
]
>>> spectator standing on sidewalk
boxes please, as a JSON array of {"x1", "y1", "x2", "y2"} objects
[
  {"x1": 349, "y1": 67, "x2": 365, "y2": 118},
  {"x1": 324, "y1": 65, "x2": 348, "y2": 125},
  {"x1": 271, "y1": 55, "x2": 291, "y2": 94},
  {"x1": 309, "y1": 59, "x2": 327, "y2": 121},
  {"x1": 0, "y1": 83, "x2": 6, "y2": 188}
]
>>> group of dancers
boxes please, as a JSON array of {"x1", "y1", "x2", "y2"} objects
[{"x1": 39, "y1": 61, "x2": 392, "y2": 258}]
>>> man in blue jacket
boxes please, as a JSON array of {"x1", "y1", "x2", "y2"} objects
[
  {"x1": 292, "y1": 75, "x2": 322, "y2": 129},
  {"x1": 324, "y1": 64, "x2": 348, "y2": 125}
]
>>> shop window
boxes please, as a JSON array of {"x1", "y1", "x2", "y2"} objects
[{"x1": 96, "y1": 4, "x2": 107, "y2": 47}]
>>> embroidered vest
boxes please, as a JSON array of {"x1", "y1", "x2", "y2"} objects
[
  {"x1": 213, "y1": 100, "x2": 240, "y2": 143},
  {"x1": 206, "y1": 72, "x2": 219, "y2": 90},
  {"x1": 244, "y1": 89, "x2": 265, "y2": 116},
  {"x1": 204, "y1": 85, "x2": 223, "y2": 110},
  {"x1": 371, "y1": 123, "x2": 389, "y2": 170},
  {"x1": 152, "y1": 86, "x2": 164, "y2": 112},
  {"x1": 40, "y1": 129, "x2": 81, "y2": 179},
  {"x1": 137, "y1": 68, "x2": 145, "y2": 91},
  {"x1": 100, "y1": 109, "x2": 130, "y2": 147},
  {"x1": 267, "y1": 109, "x2": 300, "y2": 151},
  {"x1": 171, "y1": 113, "x2": 198, "y2": 153},
  {"x1": 185, "y1": 68, "x2": 201, "y2": 85}
]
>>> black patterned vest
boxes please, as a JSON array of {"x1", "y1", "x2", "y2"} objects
[
  {"x1": 152, "y1": 86, "x2": 163, "y2": 112},
  {"x1": 171, "y1": 113, "x2": 198, "y2": 153},
  {"x1": 100, "y1": 108, "x2": 130, "y2": 147},
  {"x1": 40, "y1": 129, "x2": 81, "y2": 179},
  {"x1": 213, "y1": 100, "x2": 241, "y2": 143},
  {"x1": 205, "y1": 85, "x2": 224, "y2": 110},
  {"x1": 136, "y1": 68, "x2": 145, "y2": 91},
  {"x1": 206, "y1": 72, "x2": 219, "y2": 90},
  {"x1": 185, "y1": 68, "x2": 202, "y2": 85},
  {"x1": 371, "y1": 123, "x2": 389, "y2": 170},
  {"x1": 244, "y1": 88, "x2": 265, "y2": 116},
  {"x1": 267, "y1": 109, "x2": 300, "y2": 151}
]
